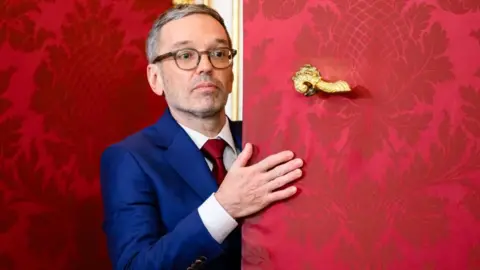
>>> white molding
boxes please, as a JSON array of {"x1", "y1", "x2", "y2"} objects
[{"x1": 206, "y1": 0, "x2": 243, "y2": 120}]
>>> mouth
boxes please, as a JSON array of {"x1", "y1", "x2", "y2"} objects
[{"x1": 193, "y1": 82, "x2": 218, "y2": 93}]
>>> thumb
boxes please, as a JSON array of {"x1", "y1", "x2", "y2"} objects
[{"x1": 231, "y1": 142, "x2": 253, "y2": 169}]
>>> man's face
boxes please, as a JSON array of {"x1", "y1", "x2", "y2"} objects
[{"x1": 147, "y1": 14, "x2": 234, "y2": 119}]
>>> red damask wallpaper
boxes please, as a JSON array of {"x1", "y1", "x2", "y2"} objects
[
  {"x1": 0, "y1": 0, "x2": 169, "y2": 269},
  {"x1": 242, "y1": 0, "x2": 480, "y2": 269}
]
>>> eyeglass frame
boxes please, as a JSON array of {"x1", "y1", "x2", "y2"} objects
[{"x1": 151, "y1": 47, "x2": 237, "y2": 71}]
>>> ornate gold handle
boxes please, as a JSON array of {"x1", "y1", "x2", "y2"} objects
[{"x1": 292, "y1": 64, "x2": 351, "y2": 96}]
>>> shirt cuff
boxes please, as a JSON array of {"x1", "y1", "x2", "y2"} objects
[{"x1": 198, "y1": 193, "x2": 238, "y2": 243}]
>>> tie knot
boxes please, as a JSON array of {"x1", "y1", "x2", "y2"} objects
[{"x1": 201, "y1": 138, "x2": 227, "y2": 159}]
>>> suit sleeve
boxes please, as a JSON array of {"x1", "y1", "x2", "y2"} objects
[{"x1": 99, "y1": 145, "x2": 224, "y2": 270}]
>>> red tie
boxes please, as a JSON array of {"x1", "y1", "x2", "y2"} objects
[{"x1": 201, "y1": 139, "x2": 227, "y2": 185}]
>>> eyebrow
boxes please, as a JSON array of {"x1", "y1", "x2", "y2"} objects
[
  {"x1": 170, "y1": 38, "x2": 230, "y2": 50},
  {"x1": 213, "y1": 38, "x2": 229, "y2": 46},
  {"x1": 171, "y1": 40, "x2": 192, "y2": 50}
]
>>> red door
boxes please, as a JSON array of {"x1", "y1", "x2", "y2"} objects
[{"x1": 242, "y1": 0, "x2": 480, "y2": 269}]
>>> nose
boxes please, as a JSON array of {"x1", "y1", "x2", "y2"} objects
[{"x1": 196, "y1": 53, "x2": 213, "y2": 74}]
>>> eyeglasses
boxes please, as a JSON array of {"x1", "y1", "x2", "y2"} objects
[{"x1": 152, "y1": 47, "x2": 237, "y2": 70}]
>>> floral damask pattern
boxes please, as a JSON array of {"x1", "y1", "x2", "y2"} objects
[
  {"x1": 0, "y1": 0, "x2": 169, "y2": 269},
  {"x1": 261, "y1": 0, "x2": 308, "y2": 20},
  {"x1": 438, "y1": 0, "x2": 480, "y2": 14},
  {"x1": 242, "y1": 0, "x2": 480, "y2": 269},
  {"x1": 0, "y1": 0, "x2": 55, "y2": 51},
  {"x1": 0, "y1": 67, "x2": 22, "y2": 160},
  {"x1": 30, "y1": 0, "x2": 164, "y2": 181}
]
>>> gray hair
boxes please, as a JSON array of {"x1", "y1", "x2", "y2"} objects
[{"x1": 145, "y1": 4, "x2": 231, "y2": 63}]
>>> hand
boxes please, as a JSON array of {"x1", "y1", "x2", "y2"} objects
[{"x1": 215, "y1": 143, "x2": 303, "y2": 219}]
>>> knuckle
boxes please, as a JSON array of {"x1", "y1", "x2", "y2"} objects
[
  {"x1": 271, "y1": 178, "x2": 283, "y2": 190},
  {"x1": 273, "y1": 163, "x2": 289, "y2": 177},
  {"x1": 271, "y1": 175, "x2": 288, "y2": 190},
  {"x1": 273, "y1": 167, "x2": 284, "y2": 178},
  {"x1": 278, "y1": 174, "x2": 289, "y2": 185}
]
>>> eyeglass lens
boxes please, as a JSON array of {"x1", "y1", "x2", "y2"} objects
[{"x1": 175, "y1": 48, "x2": 233, "y2": 70}]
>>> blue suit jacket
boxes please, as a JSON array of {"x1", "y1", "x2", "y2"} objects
[{"x1": 100, "y1": 109, "x2": 242, "y2": 270}]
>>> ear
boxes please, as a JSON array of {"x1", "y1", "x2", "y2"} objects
[{"x1": 146, "y1": 64, "x2": 164, "y2": 96}]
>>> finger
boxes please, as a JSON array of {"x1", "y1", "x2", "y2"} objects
[
  {"x1": 231, "y1": 142, "x2": 253, "y2": 169},
  {"x1": 266, "y1": 186, "x2": 298, "y2": 203},
  {"x1": 255, "y1": 150, "x2": 295, "y2": 172},
  {"x1": 264, "y1": 158, "x2": 303, "y2": 181},
  {"x1": 264, "y1": 169, "x2": 302, "y2": 191}
]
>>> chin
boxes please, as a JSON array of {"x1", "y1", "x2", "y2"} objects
[
  {"x1": 193, "y1": 104, "x2": 224, "y2": 118},
  {"x1": 181, "y1": 96, "x2": 227, "y2": 117}
]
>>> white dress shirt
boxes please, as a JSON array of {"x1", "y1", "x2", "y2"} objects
[{"x1": 179, "y1": 120, "x2": 239, "y2": 244}]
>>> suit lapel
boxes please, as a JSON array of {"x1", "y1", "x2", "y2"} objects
[
  {"x1": 229, "y1": 119, "x2": 243, "y2": 151},
  {"x1": 150, "y1": 109, "x2": 218, "y2": 200},
  {"x1": 164, "y1": 132, "x2": 218, "y2": 200}
]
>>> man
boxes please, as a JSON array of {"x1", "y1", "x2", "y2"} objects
[{"x1": 100, "y1": 4, "x2": 303, "y2": 270}]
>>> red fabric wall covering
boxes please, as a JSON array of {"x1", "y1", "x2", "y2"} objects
[{"x1": 0, "y1": 0, "x2": 170, "y2": 269}]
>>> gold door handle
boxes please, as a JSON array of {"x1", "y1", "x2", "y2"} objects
[{"x1": 292, "y1": 64, "x2": 351, "y2": 96}]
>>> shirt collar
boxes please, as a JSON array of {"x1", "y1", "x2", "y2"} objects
[{"x1": 179, "y1": 119, "x2": 237, "y2": 154}]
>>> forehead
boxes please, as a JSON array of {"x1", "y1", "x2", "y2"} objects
[{"x1": 158, "y1": 14, "x2": 229, "y2": 51}]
